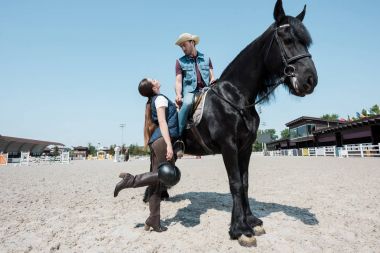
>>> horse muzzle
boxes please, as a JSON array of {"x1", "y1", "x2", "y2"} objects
[{"x1": 289, "y1": 73, "x2": 317, "y2": 97}]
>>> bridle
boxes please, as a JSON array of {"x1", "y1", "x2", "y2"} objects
[{"x1": 265, "y1": 24, "x2": 312, "y2": 78}]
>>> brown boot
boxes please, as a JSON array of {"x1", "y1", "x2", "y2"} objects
[
  {"x1": 114, "y1": 172, "x2": 158, "y2": 197},
  {"x1": 144, "y1": 194, "x2": 167, "y2": 232}
]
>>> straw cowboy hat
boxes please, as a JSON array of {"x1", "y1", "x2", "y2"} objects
[{"x1": 175, "y1": 33, "x2": 200, "y2": 46}]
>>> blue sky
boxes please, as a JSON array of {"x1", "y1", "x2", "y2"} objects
[{"x1": 1, "y1": 0, "x2": 379, "y2": 147}]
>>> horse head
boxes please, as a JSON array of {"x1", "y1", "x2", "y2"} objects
[{"x1": 264, "y1": 0, "x2": 318, "y2": 97}]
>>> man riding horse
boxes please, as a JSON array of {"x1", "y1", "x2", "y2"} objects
[{"x1": 174, "y1": 33, "x2": 216, "y2": 140}]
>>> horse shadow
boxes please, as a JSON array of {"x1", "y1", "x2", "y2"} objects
[{"x1": 162, "y1": 191, "x2": 318, "y2": 227}]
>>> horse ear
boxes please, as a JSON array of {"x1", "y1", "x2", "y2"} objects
[
  {"x1": 274, "y1": 0, "x2": 286, "y2": 23},
  {"x1": 296, "y1": 5, "x2": 307, "y2": 21}
]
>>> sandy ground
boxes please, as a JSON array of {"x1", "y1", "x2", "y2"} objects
[{"x1": 0, "y1": 155, "x2": 379, "y2": 253}]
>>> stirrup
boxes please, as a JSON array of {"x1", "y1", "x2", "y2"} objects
[{"x1": 173, "y1": 140, "x2": 185, "y2": 158}]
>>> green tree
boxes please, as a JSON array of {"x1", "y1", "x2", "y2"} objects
[
  {"x1": 128, "y1": 144, "x2": 138, "y2": 155},
  {"x1": 254, "y1": 129, "x2": 277, "y2": 152},
  {"x1": 52, "y1": 146, "x2": 59, "y2": 157},
  {"x1": 369, "y1": 104, "x2": 380, "y2": 115},
  {"x1": 256, "y1": 129, "x2": 278, "y2": 141},
  {"x1": 280, "y1": 128, "x2": 290, "y2": 139},
  {"x1": 266, "y1": 129, "x2": 278, "y2": 141},
  {"x1": 88, "y1": 143, "x2": 97, "y2": 156},
  {"x1": 109, "y1": 145, "x2": 115, "y2": 156},
  {"x1": 252, "y1": 141, "x2": 263, "y2": 152},
  {"x1": 321, "y1": 114, "x2": 339, "y2": 121},
  {"x1": 128, "y1": 144, "x2": 150, "y2": 156},
  {"x1": 361, "y1": 109, "x2": 368, "y2": 117}
]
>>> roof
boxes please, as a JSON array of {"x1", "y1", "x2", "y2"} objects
[
  {"x1": 0, "y1": 135, "x2": 64, "y2": 154},
  {"x1": 313, "y1": 115, "x2": 380, "y2": 135},
  {"x1": 285, "y1": 116, "x2": 341, "y2": 127},
  {"x1": 73, "y1": 146, "x2": 89, "y2": 150},
  {"x1": 266, "y1": 138, "x2": 289, "y2": 146}
]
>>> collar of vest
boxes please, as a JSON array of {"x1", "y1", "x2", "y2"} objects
[{"x1": 184, "y1": 51, "x2": 204, "y2": 60}]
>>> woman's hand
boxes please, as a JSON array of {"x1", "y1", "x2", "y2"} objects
[
  {"x1": 175, "y1": 95, "x2": 183, "y2": 109},
  {"x1": 166, "y1": 144, "x2": 174, "y2": 161}
]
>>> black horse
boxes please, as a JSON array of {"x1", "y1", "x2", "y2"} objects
[
  {"x1": 182, "y1": 0, "x2": 318, "y2": 247},
  {"x1": 143, "y1": 0, "x2": 317, "y2": 247}
]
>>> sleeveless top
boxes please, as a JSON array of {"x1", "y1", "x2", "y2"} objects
[
  {"x1": 149, "y1": 94, "x2": 179, "y2": 144},
  {"x1": 178, "y1": 51, "x2": 210, "y2": 94}
]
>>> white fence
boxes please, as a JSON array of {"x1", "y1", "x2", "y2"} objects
[
  {"x1": 253, "y1": 143, "x2": 380, "y2": 158},
  {"x1": 341, "y1": 143, "x2": 380, "y2": 158},
  {"x1": 6, "y1": 153, "x2": 71, "y2": 165},
  {"x1": 60, "y1": 152, "x2": 70, "y2": 164}
]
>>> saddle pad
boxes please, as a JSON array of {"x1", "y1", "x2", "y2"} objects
[{"x1": 192, "y1": 88, "x2": 210, "y2": 127}]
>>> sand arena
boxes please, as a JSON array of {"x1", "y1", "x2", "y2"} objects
[{"x1": 1, "y1": 155, "x2": 379, "y2": 252}]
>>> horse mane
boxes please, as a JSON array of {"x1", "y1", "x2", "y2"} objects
[
  {"x1": 220, "y1": 24, "x2": 278, "y2": 104},
  {"x1": 220, "y1": 17, "x2": 313, "y2": 105},
  {"x1": 288, "y1": 17, "x2": 312, "y2": 48},
  {"x1": 256, "y1": 24, "x2": 280, "y2": 104}
]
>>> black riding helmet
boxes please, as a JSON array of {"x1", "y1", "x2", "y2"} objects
[{"x1": 158, "y1": 162, "x2": 181, "y2": 187}]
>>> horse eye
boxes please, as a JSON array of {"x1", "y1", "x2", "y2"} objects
[{"x1": 283, "y1": 38, "x2": 293, "y2": 44}]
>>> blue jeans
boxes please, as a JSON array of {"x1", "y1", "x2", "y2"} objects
[{"x1": 178, "y1": 92, "x2": 195, "y2": 135}]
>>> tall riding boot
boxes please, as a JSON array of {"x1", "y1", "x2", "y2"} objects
[
  {"x1": 144, "y1": 193, "x2": 167, "y2": 232},
  {"x1": 143, "y1": 186, "x2": 170, "y2": 203},
  {"x1": 144, "y1": 192, "x2": 168, "y2": 232},
  {"x1": 114, "y1": 172, "x2": 158, "y2": 197}
]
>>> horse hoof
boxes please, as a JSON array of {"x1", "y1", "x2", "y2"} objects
[
  {"x1": 119, "y1": 173, "x2": 127, "y2": 178},
  {"x1": 237, "y1": 235, "x2": 257, "y2": 247},
  {"x1": 254, "y1": 225, "x2": 266, "y2": 236}
]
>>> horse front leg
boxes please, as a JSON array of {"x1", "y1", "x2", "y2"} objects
[
  {"x1": 239, "y1": 147, "x2": 265, "y2": 236},
  {"x1": 222, "y1": 147, "x2": 256, "y2": 247}
]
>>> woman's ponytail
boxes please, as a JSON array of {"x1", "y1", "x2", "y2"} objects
[
  {"x1": 143, "y1": 98, "x2": 157, "y2": 148},
  {"x1": 139, "y1": 78, "x2": 157, "y2": 148}
]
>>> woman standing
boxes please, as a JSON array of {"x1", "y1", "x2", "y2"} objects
[{"x1": 114, "y1": 78, "x2": 180, "y2": 232}]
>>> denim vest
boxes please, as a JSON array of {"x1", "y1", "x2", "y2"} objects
[
  {"x1": 178, "y1": 51, "x2": 210, "y2": 95},
  {"x1": 149, "y1": 94, "x2": 179, "y2": 144}
]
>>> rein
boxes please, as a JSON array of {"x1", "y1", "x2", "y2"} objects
[{"x1": 210, "y1": 77, "x2": 283, "y2": 114}]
